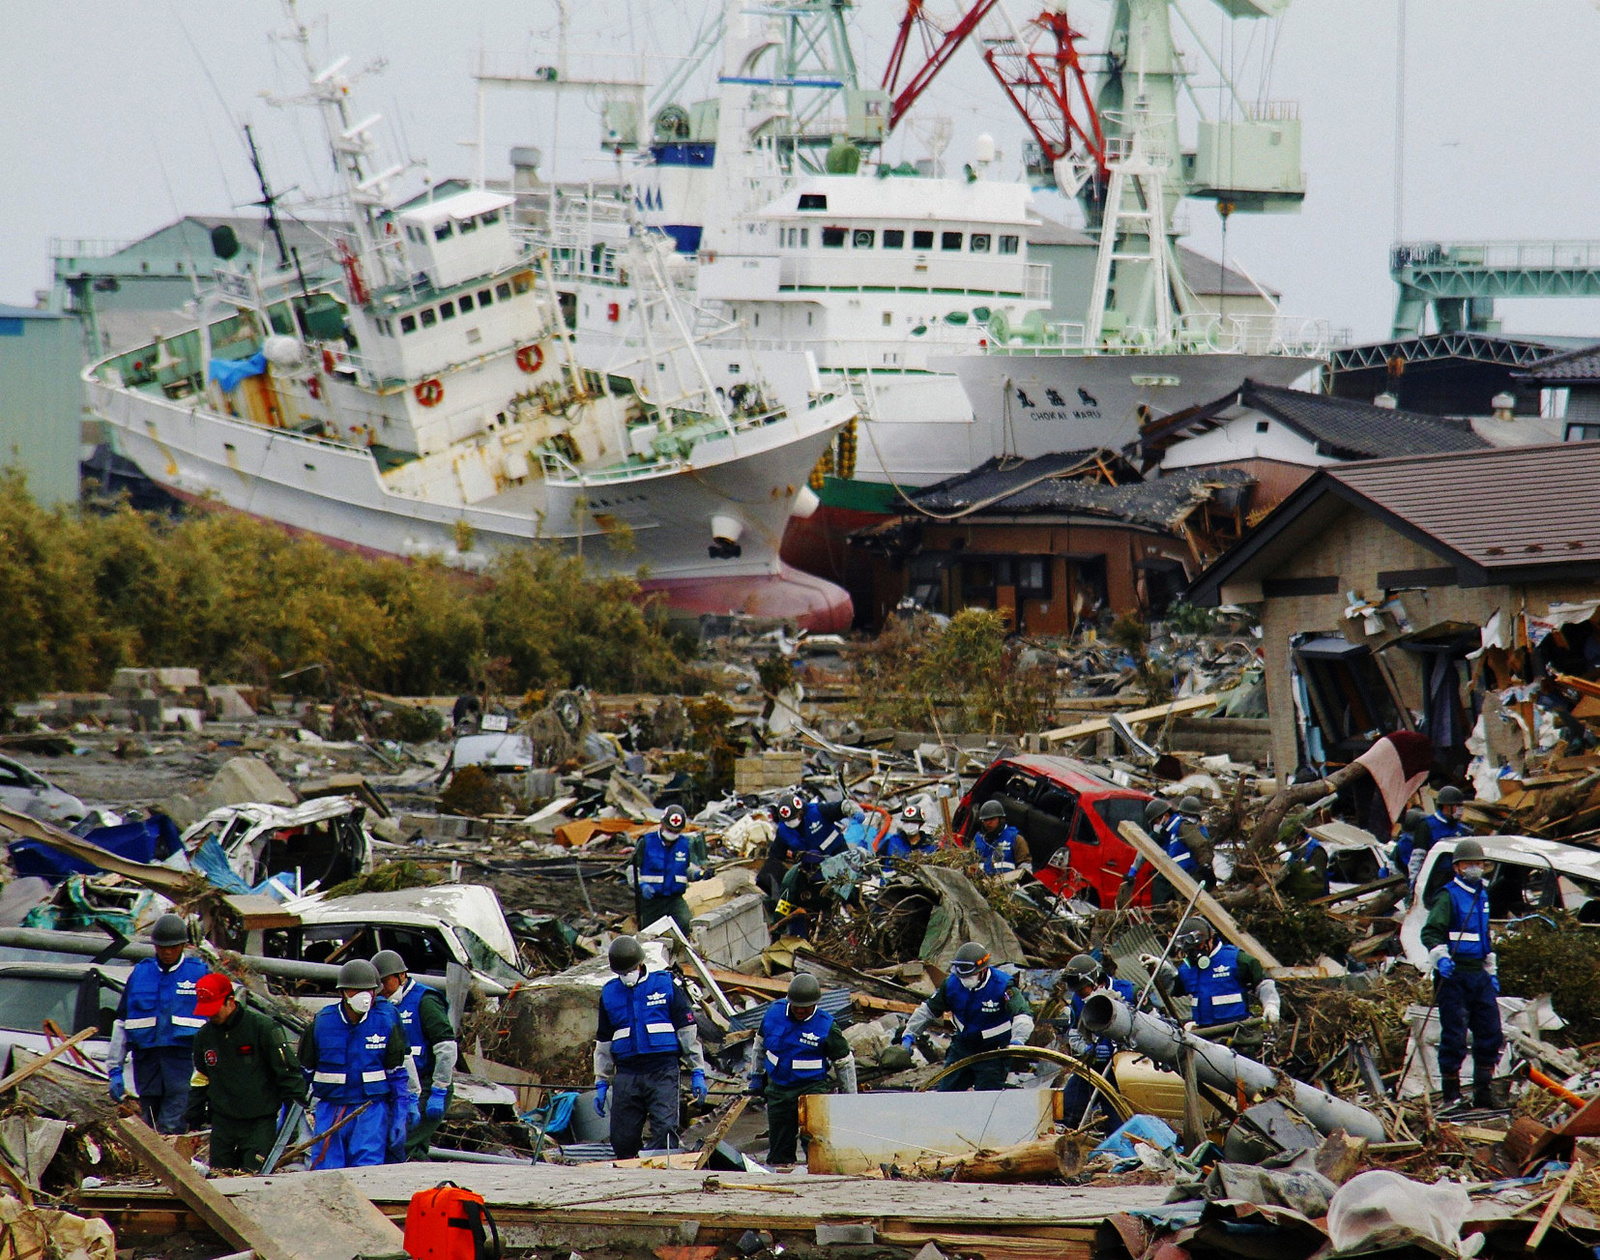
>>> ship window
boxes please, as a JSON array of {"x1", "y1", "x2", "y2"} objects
[
  {"x1": 458, "y1": 216, "x2": 478, "y2": 235},
  {"x1": 882, "y1": 312, "x2": 892, "y2": 326},
  {"x1": 853, "y1": 229, "x2": 875, "y2": 248},
  {"x1": 913, "y1": 230, "x2": 934, "y2": 249},
  {"x1": 420, "y1": 308, "x2": 437, "y2": 328},
  {"x1": 496, "y1": 282, "x2": 512, "y2": 300},
  {"x1": 798, "y1": 193, "x2": 828, "y2": 211},
  {"x1": 941, "y1": 231, "x2": 963, "y2": 251},
  {"x1": 512, "y1": 271, "x2": 534, "y2": 295},
  {"x1": 400, "y1": 314, "x2": 417, "y2": 334},
  {"x1": 478, "y1": 289, "x2": 493, "y2": 306},
  {"x1": 439, "y1": 301, "x2": 456, "y2": 320},
  {"x1": 883, "y1": 229, "x2": 905, "y2": 249},
  {"x1": 458, "y1": 293, "x2": 474, "y2": 312},
  {"x1": 434, "y1": 222, "x2": 454, "y2": 242},
  {"x1": 999, "y1": 235, "x2": 1019, "y2": 254},
  {"x1": 970, "y1": 233, "x2": 991, "y2": 253},
  {"x1": 821, "y1": 227, "x2": 846, "y2": 248},
  {"x1": 482, "y1": 210, "x2": 500, "y2": 226},
  {"x1": 799, "y1": 228, "x2": 809, "y2": 247}
]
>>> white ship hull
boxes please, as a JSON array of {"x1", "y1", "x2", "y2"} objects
[{"x1": 88, "y1": 373, "x2": 856, "y2": 629}]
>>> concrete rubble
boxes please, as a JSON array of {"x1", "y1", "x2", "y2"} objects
[{"x1": 1, "y1": 613, "x2": 1600, "y2": 1259}]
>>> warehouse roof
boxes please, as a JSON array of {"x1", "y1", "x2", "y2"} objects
[
  {"x1": 1187, "y1": 440, "x2": 1600, "y2": 602},
  {"x1": 1518, "y1": 343, "x2": 1600, "y2": 384}
]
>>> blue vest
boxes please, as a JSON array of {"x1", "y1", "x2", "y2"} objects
[
  {"x1": 777, "y1": 804, "x2": 844, "y2": 860},
  {"x1": 1293, "y1": 837, "x2": 1330, "y2": 895},
  {"x1": 1071, "y1": 977, "x2": 1135, "y2": 1060},
  {"x1": 600, "y1": 970, "x2": 681, "y2": 1061},
  {"x1": 944, "y1": 967, "x2": 1017, "y2": 1046},
  {"x1": 760, "y1": 1000, "x2": 836, "y2": 1087},
  {"x1": 1442, "y1": 878, "x2": 1491, "y2": 960},
  {"x1": 1165, "y1": 820, "x2": 1205, "y2": 875},
  {"x1": 309, "y1": 1000, "x2": 401, "y2": 1103},
  {"x1": 1179, "y1": 944, "x2": 1249, "y2": 1026},
  {"x1": 1421, "y1": 813, "x2": 1470, "y2": 851},
  {"x1": 389, "y1": 980, "x2": 441, "y2": 1078},
  {"x1": 123, "y1": 955, "x2": 208, "y2": 1051},
  {"x1": 976, "y1": 825, "x2": 1020, "y2": 874},
  {"x1": 638, "y1": 831, "x2": 692, "y2": 900}
]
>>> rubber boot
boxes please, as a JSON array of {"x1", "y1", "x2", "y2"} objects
[
  {"x1": 1472, "y1": 1077, "x2": 1495, "y2": 1110},
  {"x1": 1439, "y1": 1071, "x2": 1462, "y2": 1111}
]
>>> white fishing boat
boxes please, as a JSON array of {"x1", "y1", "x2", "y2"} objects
[{"x1": 83, "y1": 4, "x2": 857, "y2": 630}]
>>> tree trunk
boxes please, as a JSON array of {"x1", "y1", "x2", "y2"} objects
[{"x1": 1247, "y1": 761, "x2": 1372, "y2": 857}]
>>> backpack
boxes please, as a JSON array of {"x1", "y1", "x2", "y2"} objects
[{"x1": 403, "y1": 1181, "x2": 502, "y2": 1260}]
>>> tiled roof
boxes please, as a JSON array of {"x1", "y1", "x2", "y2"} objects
[{"x1": 1520, "y1": 343, "x2": 1600, "y2": 383}]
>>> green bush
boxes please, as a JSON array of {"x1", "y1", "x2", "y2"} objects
[{"x1": 0, "y1": 475, "x2": 684, "y2": 700}]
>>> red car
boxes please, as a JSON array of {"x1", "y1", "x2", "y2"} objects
[{"x1": 954, "y1": 754, "x2": 1155, "y2": 906}]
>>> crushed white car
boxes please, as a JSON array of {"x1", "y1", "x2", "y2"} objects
[{"x1": 180, "y1": 796, "x2": 375, "y2": 896}]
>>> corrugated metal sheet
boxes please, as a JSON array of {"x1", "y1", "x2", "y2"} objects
[
  {"x1": 1329, "y1": 440, "x2": 1600, "y2": 572},
  {"x1": 727, "y1": 986, "x2": 853, "y2": 1032}
]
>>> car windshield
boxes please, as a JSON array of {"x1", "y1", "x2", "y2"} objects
[
  {"x1": 1093, "y1": 798, "x2": 1148, "y2": 832},
  {"x1": 0, "y1": 973, "x2": 121, "y2": 1037}
]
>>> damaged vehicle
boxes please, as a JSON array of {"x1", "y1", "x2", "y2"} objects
[
  {"x1": 0, "y1": 755, "x2": 88, "y2": 827},
  {"x1": 179, "y1": 796, "x2": 375, "y2": 896},
  {"x1": 0, "y1": 960, "x2": 129, "y2": 1072},
  {"x1": 247, "y1": 884, "x2": 527, "y2": 992},
  {"x1": 1400, "y1": 835, "x2": 1600, "y2": 968}
]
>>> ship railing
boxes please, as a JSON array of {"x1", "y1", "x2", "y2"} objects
[
  {"x1": 1391, "y1": 239, "x2": 1600, "y2": 272},
  {"x1": 982, "y1": 314, "x2": 1348, "y2": 358},
  {"x1": 51, "y1": 237, "x2": 133, "y2": 261}
]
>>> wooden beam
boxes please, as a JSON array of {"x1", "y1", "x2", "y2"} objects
[
  {"x1": 693, "y1": 1096, "x2": 749, "y2": 1170},
  {"x1": 0, "y1": 1026, "x2": 98, "y2": 1094},
  {"x1": 1040, "y1": 695, "x2": 1217, "y2": 746},
  {"x1": 1116, "y1": 821, "x2": 1284, "y2": 972},
  {"x1": 110, "y1": 1115, "x2": 293, "y2": 1260},
  {"x1": 0, "y1": 806, "x2": 195, "y2": 896}
]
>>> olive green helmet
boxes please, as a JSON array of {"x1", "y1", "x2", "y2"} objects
[
  {"x1": 336, "y1": 958, "x2": 380, "y2": 991},
  {"x1": 608, "y1": 936, "x2": 644, "y2": 974},
  {"x1": 787, "y1": 973, "x2": 822, "y2": 1004}
]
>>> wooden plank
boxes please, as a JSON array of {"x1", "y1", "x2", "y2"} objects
[
  {"x1": 694, "y1": 1096, "x2": 749, "y2": 1170},
  {"x1": 110, "y1": 1115, "x2": 293, "y2": 1260},
  {"x1": 0, "y1": 1026, "x2": 97, "y2": 1094},
  {"x1": 1116, "y1": 821, "x2": 1284, "y2": 972},
  {"x1": 1527, "y1": 1157, "x2": 1583, "y2": 1250},
  {"x1": 1041, "y1": 695, "x2": 1217, "y2": 746},
  {"x1": 0, "y1": 806, "x2": 195, "y2": 896}
]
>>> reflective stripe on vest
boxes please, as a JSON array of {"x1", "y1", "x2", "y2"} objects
[
  {"x1": 760, "y1": 1001, "x2": 836, "y2": 1087},
  {"x1": 945, "y1": 967, "x2": 1017, "y2": 1042},
  {"x1": 600, "y1": 971, "x2": 681, "y2": 1060}
]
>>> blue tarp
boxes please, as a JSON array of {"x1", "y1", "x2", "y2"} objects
[
  {"x1": 188, "y1": 835, "x2": 298, "y2": 900},
  {"x1": 10, "y1": 814, "x2": 179, "y2": 885},
  {"x1": 208, "y1": 352, "x2": 267, "y2": 392},
  {"x1": 1091, "y1": 1113, "x2": 1180, "y2": 1162}
]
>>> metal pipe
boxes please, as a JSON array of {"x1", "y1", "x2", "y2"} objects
[
  {"x1": 426, "y1": 1146, "x2": 533, "y2": 1165},
  {"x1": 1080, "y1": 992, "x2": 1387, "y2": 1143},
  {"x1": 0, "y1": 927, "x2": 509, "y2": 997}
]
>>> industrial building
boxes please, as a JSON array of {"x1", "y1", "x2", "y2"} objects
[{"x1": 0, "y1": 304, "x2": 85, "y2": 508}]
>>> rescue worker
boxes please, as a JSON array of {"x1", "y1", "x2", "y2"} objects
[
  {"x1": 760, "y1": 792, "x2": 860, "y2": 904},
  {"x1": 877, "y1": 802, "x2": 936, "y2": 870},
  {"x1": 1119, "y1": 798, "x2": 1179, "y2": 907},
  {"x1": 593, "y1": 936, "x2": 708, "y2": 1160},
  {"x1": 298, "y1": 958, "x2": 416, "y2": 1169},
  {"x1": 972, "y1": 800, "x2": 1032, "y2": 875},
  {"x1": 749, "y1": 973, "x2": 857, "y2": 1165},
  {"x1": 1148, "y1": 921, "x2": 1280, "y2": 1030},
  {"x1": 899, "y1": 942, "x2": 1035, "y2": 1091},
  {"x1": 1061, "y1": 953, "x2": 1135, "y2": 1121},
  {"x1": 1393, "y1": 808, "x2": 1428, "y2": 879},
  {"x1": 772, "y1": 858, "x2": 832, "y2": 939},
  {"x1": 1422, "y1": 838, "x2": 1503, "y2": 1110},
  {"x1": 107, "y1": 913, "x2": 208, "y2": 1133},
  {"x1": 183, "y1": 973, "x2": 308, "y2": 1172},
  {"x1": 632, "y1": 805, "x2": 700, "y2": 934},
  {"x1": 1404, "y1": 787, "x2": 1472, "y2": 885},
  {"x1": 373, "y1": 950, "x2": 458, "y2": 1161},
  {"x1": 1279, "y1": 828, "x2": 1331, "y2": 900}
]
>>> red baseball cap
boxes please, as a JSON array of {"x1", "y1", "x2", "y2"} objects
[{"x1": 193, "y1": 973, "x2": 235, "y2": 1018}]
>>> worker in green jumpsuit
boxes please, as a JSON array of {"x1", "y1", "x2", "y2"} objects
[
  {"x1": 748, "y1": 974, "x2": 857, "y2": 1165},
  {"x1": 184, "y1": 973, "x2": 308, "y2": 1172}
]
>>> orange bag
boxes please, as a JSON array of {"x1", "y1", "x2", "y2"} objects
[{"x1": 403, "y1": 1180, "x2": 501, "y2": 1260}]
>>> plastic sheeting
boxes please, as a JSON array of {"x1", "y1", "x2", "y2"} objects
[
  {"x1": 208, "y1": 351, "x2": 267, "y2": 392},
  {"x1": 9, "y1": 814, "x2": 179, "y2": 884},
  {"x1": 1327, "y1": 1169, "x2": 1484, "y2": 1257}
]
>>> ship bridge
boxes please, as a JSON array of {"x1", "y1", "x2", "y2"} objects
[{"x1": 1391, "y1": 239, "x2": 1600, "y2": 337}]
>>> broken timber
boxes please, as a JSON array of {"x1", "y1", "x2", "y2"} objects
[
  {"x1": 1116, "y1": 820, "x2": 1285, "y2": 972},
  {"x1": 1040, "y1": 695, "x2": 1217, "y2": 748}
]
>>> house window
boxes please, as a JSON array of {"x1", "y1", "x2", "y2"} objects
[
  {"x1": 400, "y1": 314, "x2": 417, "y2": 334},
  {"x1": 1568, "y1": 423, "x2": 1600, "y2": 441},
  {"x1": 799, "y1": 227, "x2": 809, "y2": 247},
  {"x1": 419, "y1": 308, "x2": 437, "y2": 328},
  {"x1": 821, "y1": 227, "x2": 847, "y2": 248},
  {"x1": 438, "y1": 300, "x2": 456, "y2": 320},
  {"x1": 1017, "y1": 557, "x2": 1049, "y2": 598},
  {"x1": 913, "y1": 229, "x2": 934, "y2": 249},
  {"x1": 482, "y1": 210, "x2": 500, "y2": 226},
  {"x1": 883, "y1": 229, "x2": 905, "y2": 249},
  {"x1": 496, "y1": 282, "x2": 512, "y2": 301},
  {"x1": 1256, "y1": 420, "x2": 1270, "y2": 432},
  {"x1": 458, "y1": 293, "x2": 474, "y2": 313},
  {"x1": 799, "y1": 193, "x2": 828, "y2": 210},
  {"x1": 941, "y1": 231, "x2": 963, "y2": 250},
  {"x1": 970, "y1": 233, "x2": 991, "y2": 253},
  {"x1": 999, "y1": 235, "x2": 1019, "y2": 254},
  {"x1": 433, "y1": 222, "x2": 454, "y2": 242},
  {"x1": 478, "y1": 289, "x2": 493, "y2": 306},
  {"x1": 882, "y1": 312, "x2": 893, "y2": 326},
  {"x1": 853, "y1": 229, "x2": 875, "y2": 248}
]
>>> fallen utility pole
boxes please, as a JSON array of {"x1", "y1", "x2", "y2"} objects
[
  {"x1": 1040, "y1": 695, "x2": 1217, "y2": 747},
  {"x1": 0, "y1": 927, "x2": 509, "y2": 998},
  {"x1": 1080, "y1": 991, "x2": 1386, "y2": 1142}
]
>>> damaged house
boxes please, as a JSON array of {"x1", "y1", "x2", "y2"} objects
[
  {"x1": 1186, "y1": 441, "x2": 1600, "y2": 781},
  {"x1": 851, "y1": 449, "x2": 1253, "y2": 631}
]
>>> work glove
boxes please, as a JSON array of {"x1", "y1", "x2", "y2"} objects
[
  {"x1": 900, "y1": 1034, "x2": 915, "y2": 1051},
  {"x1": 406, "y1": 1092, "x2": 421, "y2": 1129},
  {"x1": 1436, "y1": 956, "x2": 1456, "y2": 979},
  {"x1": 747, "y1": 1073, "x2": 767, "y2": 1097},
  {"x1": 691, "y1": 1070, "x2": 708, "y2": 1104},
  {"x1": 1138, "y1": 953, "x2": 1163, "y2": 969},
  {"x1": 594, "y1": 1081, "x2": 609, "y2": 1117},
  {"x1": 842, "y1": 800, "x2": 863, "y2": 818},
  {"x1": 1484, "y1": 952, "x2": 1498, "y2": 977},
  {"x1": 425, "y1": 1087, "x2": 448, "y2": 1121},
  {"x1": 1262, "y1": 1001, "x2": 1282, "y2": 1026},
  {"x1": 108, "y1": 1066, "x2": 126, "y2": 1103}
]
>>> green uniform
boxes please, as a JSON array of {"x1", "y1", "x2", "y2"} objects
[
  {"x1": 186, "y1": 997, "x2": 308, "y2": 1172},
  {"x1": 404, "y1": 986, "x2": 458, "y2": 1160},
  {"x1": 1280, "y1": 842, "x2": 1330, "y2": 901}
]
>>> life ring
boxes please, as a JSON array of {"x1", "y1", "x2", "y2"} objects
[
  {"x1": 414, "y1": 378, "x2": 444, "y2": 407},
  {"x1": 515, "y1": 343, "x2": 545, "y2": 374}
]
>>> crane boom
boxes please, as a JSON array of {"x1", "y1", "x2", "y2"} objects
[{"x1": 882, "y1": 0, "x2": 1002, "y2": 132}]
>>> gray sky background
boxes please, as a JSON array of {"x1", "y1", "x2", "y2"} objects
[{"x1": 5, "y1": 0, "x2": 1600, "y2": 342}]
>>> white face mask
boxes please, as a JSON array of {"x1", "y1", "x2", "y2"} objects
[
  {"x1": 1458, "y1": 864, "x2": 1485, "y2": 884},
  {"x1": 959, "y1": 971, "x2": 986, "y2": 990},
  {"x1": 345, "y1": 991, "x2": 373, "y2": 1015},
  {"x1": 618, "y1": 968, "x2": 644, "y2": 987}
]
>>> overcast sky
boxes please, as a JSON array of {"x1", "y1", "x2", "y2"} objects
[{"x1": 5, "y1": 0, "x2": 1600, "y2": 341}]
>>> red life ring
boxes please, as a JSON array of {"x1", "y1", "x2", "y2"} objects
[
  {"x1": 515, "y1": 343, "x2": 544, "y2": 373},
  {"x1": 414, "y1": 378, "x2": 444, "y2": 407}
]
